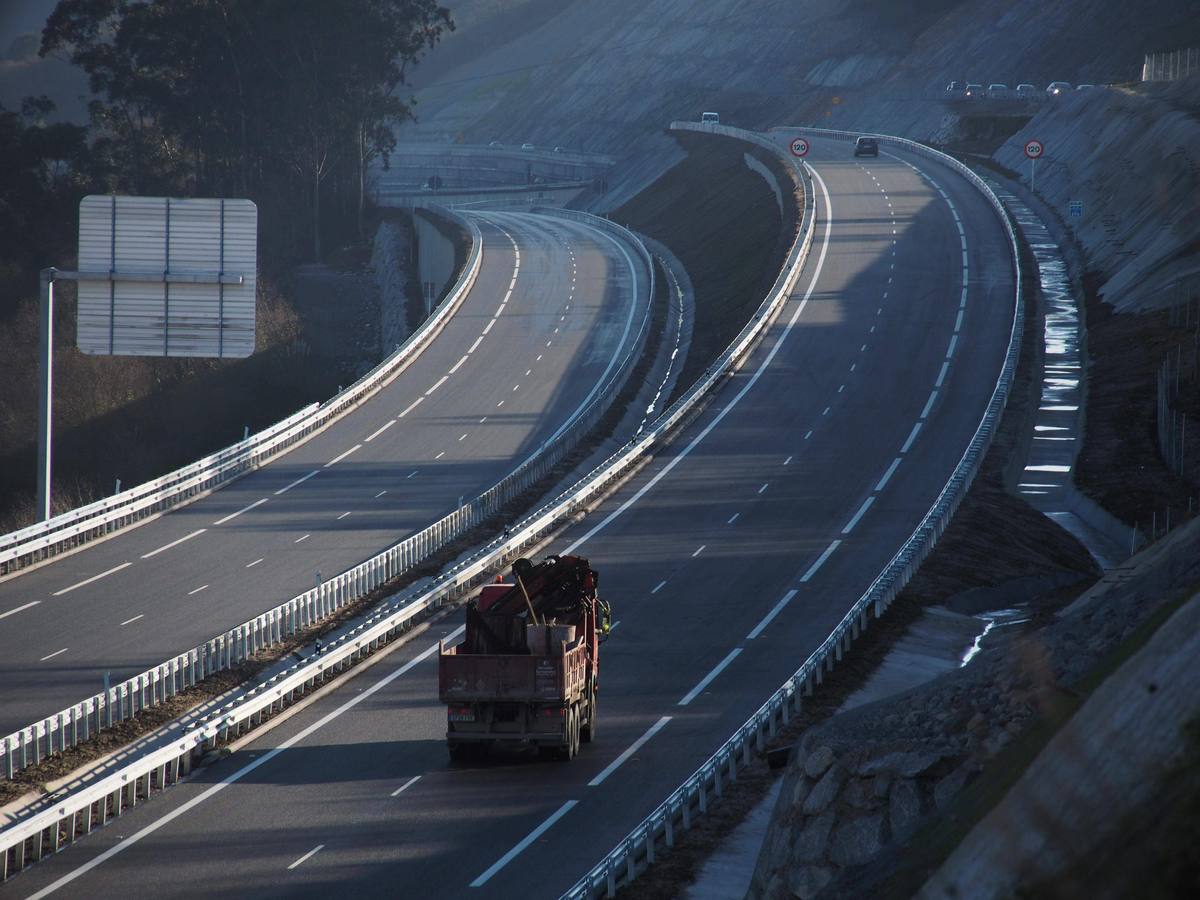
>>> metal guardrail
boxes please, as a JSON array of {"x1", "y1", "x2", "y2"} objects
[
  {"x1": 0, "y1": 207, "x2": 484, "y2": 579},
  {"x1": 0, "y1": 128, "x2": 812, "y2": 884},
  {"x1": 0, "y1": 210, "x2": 653, "y2": 785},
  {"x1": 561, "y1": 124, "x2": 1024, "y2": 899}
]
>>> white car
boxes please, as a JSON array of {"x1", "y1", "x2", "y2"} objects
[
  {"x1": 701, "y1": 111, "x2": 720, "y2": 124},
  {"x1": 1046, "y1": 81, "x2": 1072, "y2": 96},
  {"x1": 1015, "y1": 83, "x2": 1037, "y2": 95},
  {"x1": 521, "y1": 142, "x2": 535, "y2": 150},
  {"x1": 1076, "y1": 83, "x2": 1096, "y2": 90}
]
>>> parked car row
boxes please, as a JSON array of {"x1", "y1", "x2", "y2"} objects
[
  {"x1": 944, "y1": 80, "x2": 1097, "y2": 99},
  {"x1": 486, "y1": 140, "x2": 570, "y2": 153}
]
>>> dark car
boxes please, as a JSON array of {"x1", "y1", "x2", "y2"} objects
[{"x1": 854, "y1": 137, "x2": 879, "y2": 158}]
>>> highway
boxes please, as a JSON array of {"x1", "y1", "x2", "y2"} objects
[
  {"x1": 4, "y1": 137, "x2": 1016, "y2": 899},
  {"x1": 0, "y1": 210, "x2": 650, "y2": 737}
]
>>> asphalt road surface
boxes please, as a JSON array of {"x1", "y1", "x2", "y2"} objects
[
  {"x1": 5, "y1": 138, "x2": 1016, "y2": 899},
  {"x1": 0, "y1": 210, "x2": 650, "y2": 737}
]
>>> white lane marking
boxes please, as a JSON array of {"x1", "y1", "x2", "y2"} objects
[
  {"x1": 747, "y1": 589, "x2": 799, "y2": 640},
  {"x1": 40, "y1": 648, "x2": 69, "y2": 662},
  {"x1": 901, "y1": 421, "x2": 923, "y2": 453},
  {"x1": 212, "y1": 497, "x2": 268, "y2": 526},
  {"x1": 800, "y1": 540, "x2": 842, "y2": 582},
  {"x1": 187, "y1": 584, "x2": 209, "y2": 595},
  {"x1": 435, "y1": 451, "x2": 445, "y2": 460},
  {"x1": 921, "y1": 390, "x2": 939, "y2": 419},
  {"x1": 838, "y1": 384, "x2": 845, "y2": 393},
  {"x1": 758, "y1": 483, "x2": 769, "y2": 494},
  {"x1": 536, "y1": 354, "x2": 543, "y2": 362},
  {"x1": 784, "y1": 456, "x2": 792, "y2": 465},
  {"x1": 391, "y1": 775, "x2": 421, "y2": 798},
  {"x1": 0, "y1": 601, "x2": 40, "y2": 621},
  {"x1": 287, "y1": 844, "x2": 324, "y2": 871},
  {"x1": 876, "y1": 458, "x2": 902, "y2": 491},
  {"x1": 246, "y1": 558, "x2": 264, "y2": 568},
  {"x1": 479, "y1": 417, "x2": 487, "y2": 424},
  {"x1": 804, "y1": 430, "x2": 813, "y2": 440},
  {"x1": 525, "y1": 368, "x2": 532, "y2": 377},
  {"x1": 468, "y1": 335, "x2": 484, "y2": 354},
  {"x1": 850, "y1": 363, "x2": 857, "y2": 372},
  {"x1": 459, "y1": 433, "x2": 468, "y2": 442},
  {"x1": 294, "y1": 534, "x2": 310, "y2": 544},
  {"x1": 407, "y1": 471, "x2": 418, "y2": 478},
  {"x1": 496, "y1": 400, "x2": 505, "y2": 408},
  {"x1": 365, "y1": 420, "x2": 396, "y2": 443},
  {"x1": 141, "y1": 528, "x2": 207, "y2": 559},
  {"x1": 375, "y1": 490, "x2": 387, "y2": 499},
  {"x1": 120, "y1": 613, "x2": 144, "y2": 626},
  {"x1": 861, "y1": 343, "x2": 868, "y2": 352},
  {"x1": 679, "y1": 649, "x2": 742, "y2": 706},
  {"x1": 560, "y1": 164, "x2": 835, "y2": 557},
  {"x1": 728, "y1": 513, "x2": 740, "y2": 525},
  {"x1": 546, "y1": 340, "x2": 552, "y2": 347},
  {"x1": 399, "y1": 397, "x2": 423, "y2": 418},
  {"x1": 324, "y1": 444, "x2": 362, "y2": 468},
  {"x1": 870, "y1": 325, "x2": 876, "y2": 333},
  {"x1": 52, "y1": 562, "x2": 134, "y2": 596},
  {"x1": 946, "y1": 335, "x2": 958, "y2": 358},
  {"x1": 469, "y1": 801, "x2": 579, "y2": 888},
  {"x1": 842, "y1": 496, "x2": 876, "y2": 535},
  {"x1": 954, "y1": 309, "x2": 964, "y2": 332},
  {"x1": 553, "y1": 327, "x2": 559, "y2": 333},
  {"x1": 24, "y1": 629, "x2": 464, "y2": 898},
  {"x1": 425, "y1": 375, "x2": 449, "y2": 396},
  {"x1": 935, "y1": 361, "x2": 950, "y2": 388},
  {"x1": 822, "y1": 407, "x2": 831, "y2": 416},
  {"x1": 651, "y1": 580, "x2": 667, "y2": 595},
  {"x1": 588, "y1": 716, "x2": 672, "y2": 787},
  {"x1": 692, "y1": 544, "x2": 706, "y2": 558},
  {"x1": 482, "y1": 320, "x2": 495, "y2": 335},
  {"x1": 275, "y1": 469, "x2": 319, "y2": 496},
  {"x1": 512, "y1": 384, "x2": 520, "y2": 392}
]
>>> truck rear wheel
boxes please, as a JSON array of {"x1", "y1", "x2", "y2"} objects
[{"x1": 581, "y1": 698, "x2": 597, "y2": 743}]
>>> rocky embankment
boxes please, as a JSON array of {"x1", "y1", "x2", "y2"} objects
[{"x1": 748, "y1": 517, "x2": 1200, "y2": 899}]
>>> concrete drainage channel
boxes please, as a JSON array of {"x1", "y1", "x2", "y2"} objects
[
  {"x1": 0, "y1": 124, "x2": 815, "y2": 886},
  {"x1": 560, "y1": 123, "x2": 1023, "y2": 900}
]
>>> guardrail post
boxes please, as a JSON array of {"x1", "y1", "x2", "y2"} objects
[
  {"x1": 4, "y1": 736, "x2": 13, "y2": 779},
  {"x1": 625, "y1": 841, "x2": 636, "y2": 884}
]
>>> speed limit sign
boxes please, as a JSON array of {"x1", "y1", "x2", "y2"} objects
[
  {"x1": 790, "y1": 137, "x2": 810, "y2": 158},
  {"x1": 1023, "y1": 139, "x2": 1045, "y2": 159}
]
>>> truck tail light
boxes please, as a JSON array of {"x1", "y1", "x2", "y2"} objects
[
  {"x1": 537, "y1": 705, "x2": 566, "y2": 717},
  {"x1": 447, "y1": 705, "x2": 475, "y2": 722}
]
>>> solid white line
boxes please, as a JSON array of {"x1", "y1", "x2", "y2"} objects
[
  {"x1": 651, "y1": 580, "x2": 667, "y2": 594},
  {"x1": 187, "y1": 584, "x2": 209, "y2": 595},
  {"x1": 287, "y1": 844, "x2": 324, "y2": 871},
  {"x1": 39, "y1": 647, "x2": 69, "y2": 662},
  {"x1": 399, "y1": 397, "x2": 424, "y2": 418},
  {"x1": 24, "y1": 631, "x2": 463, "y2": 898},
  {"x1": 470, "y1": 801, "x2": 579, "y2": 887},
  {"x1": 935, "y1": 361, "x2": 950, "y2": 388},
  {"x1": 246, "y1": 558, "x2": 264, "y2": 568},
  {"x1": 800, "y1": 540, "x2": 842, "y2": 582},
  {"x1": 588, "y1": 716, "x2": 672, "y2": 786},
  {"x1": 901, "y1": 421, "x2": 923, "y2": 453},
  {"x1": 391, "y1": 775, "x2": 421, "y2": 798},
  {"x1": 842, "y1": 496, "x2": 876, "y2": 535},
  {"x1": 728, "y1": 513, "x2": 740, "y2": 525},
  {"x1": 921, "y1": 390, "x2": 939, "y2": 419},
  {"x1": 0, "y1": 601, "x2": 40, "y2": 620},
  {"x1": 425, "y1": 375, "x2": 449, "y2": 396},
  {"x1": 692, "y1": 545, "x2": 705, "y2": 557},
  {"x1": 294, "y1": 534, "x2": 310, "y2": 544},
  {"x1": 679, "y1": 649, "x2": 742, "y2": 706},
  {"x1": 212, "y1": 497, "x2": 268, "y2": 526},
  {"x1": 365, "y1": 420, "x2": 396, "y2": 443},
  {"x1": 140, "y1": 528, "x2": 206, "y2": 559},
  {"x1": 120, "y1": 614, "x2": 144, "y2": 626},
  {"x1": 274, "y1": 469, "x2": 319, "y2": 496},
  {"x1": 52, "y1": 562, "x2": 133, "y2": 596},
  {"x1": 324, "y1": 445, "x2": 362, "y2": 468},
  {"x1": 875, "y1": 457, "x2": 902, "y2": 492},
  {"x1": 747, "y1": 589, "x2": 799, "y2": 640},
  {"x1": 560, "y1": 164, "x2": 835, "y2": 557}
]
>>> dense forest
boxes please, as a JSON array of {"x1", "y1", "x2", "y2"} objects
[{"x1": 0, "y1": 0, "x2": 452, "y2": 526}]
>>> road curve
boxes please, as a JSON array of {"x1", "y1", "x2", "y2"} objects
[
  {"x1": 0, "y1": 210, "x2": 649, "y2": 736},
  {"x1": 2, "y1": 138, "x2": 1016, "y2": 899}
]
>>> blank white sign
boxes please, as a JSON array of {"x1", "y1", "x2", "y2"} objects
[{"x1": 77, "y1": 196, "x2": 257, "y2": 358}]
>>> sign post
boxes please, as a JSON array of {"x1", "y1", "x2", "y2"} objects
[
  {"x1": 789, "y1": 137, "x2": 810, "y2": 158},
  {"x1": 1023, "y1": 138, "x2": 1045, "y2": 191},
  {"x1": 36, "y1": 196, "x2": 257, "y2": 520}
]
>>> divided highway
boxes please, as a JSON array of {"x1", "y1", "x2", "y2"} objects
[
  {"x1": 5, "y1": 136, "x2": 1017, "y2": 899},
  {"x1": 0, "y1": 210, "x2": 650, "y2": 737}
]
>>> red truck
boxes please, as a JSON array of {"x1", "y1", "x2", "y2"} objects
[{"x1": 438, "y1": 555, "x2": 609, "y2": 761}]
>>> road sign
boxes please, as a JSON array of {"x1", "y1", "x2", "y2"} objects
[
  {"x1": 790, "y1": 137, "x2": 810, "y2": 158},
  {"x1": 76, "y1": 195, "x2": 257, "y2": 359},
  {"x1": 1024, "y1": 139, "x2": 1045, "y2": 159},
  {"x1": 1069, "y1": 199, "x2": 1083, "y2": 218}
]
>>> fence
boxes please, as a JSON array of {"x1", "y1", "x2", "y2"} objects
[
  {"x1": 1142, "y1": 48, "x2": 1200, "y2": 82},
  {"x1": 1, "y1": 211, "x2": 654, "y2": 784},
  {"x1": 0, "y1": 124, "x2": 816, "y2": 884},
  {"x1": 563, "y1": 122, "x2": 1024, "y2": 899},
  {"x1": 0, "y1": 208, "x2": 484, "y2": 579}
]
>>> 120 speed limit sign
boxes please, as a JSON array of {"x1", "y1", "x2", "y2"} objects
[
  {"x1": 790, "y1": 137, "x2": 810, "y2": 157},
  {"x1": 1023, "y1": 139, "x2": 1045, "y2": 159}
]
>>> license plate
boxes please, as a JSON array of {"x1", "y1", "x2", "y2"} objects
[{"x1": 448, "y1": 712, "x2": 475, "y2": 722}]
